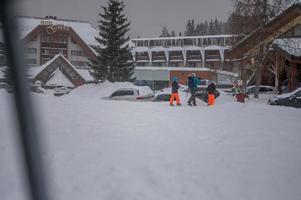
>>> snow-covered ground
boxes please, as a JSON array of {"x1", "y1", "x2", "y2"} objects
[{"x1": 1, "y1": 83, "x2": 301, "y2": 200}]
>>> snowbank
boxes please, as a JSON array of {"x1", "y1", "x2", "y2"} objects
[{"x1": 1, "y1": 88, "x2": 301, "y2": 200}]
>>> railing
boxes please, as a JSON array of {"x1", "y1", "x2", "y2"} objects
[{"x1": 131, "y1": 35, "x2": 238, "y2": 48}]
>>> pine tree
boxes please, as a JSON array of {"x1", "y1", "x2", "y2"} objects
[
  {"x1": 171, "y1": 30, "x2": 176, "y2": 37},
  {"x1": 160, "y1": 26, "x2": 170, "y2": 37},
  {"x1": 91, "y1": 0, "x2": 134, "y2": 82}
]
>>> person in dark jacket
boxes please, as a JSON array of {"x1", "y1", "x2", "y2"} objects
[
  {"x1": 169, "y1": 77, "x2": 181, "y2": 106},
  {"x1": 187, "y1": 73, "x2": 200, "y2": 106},
  {"x1": 207, "y1": 82, "x2": 216, "y2": 106}
]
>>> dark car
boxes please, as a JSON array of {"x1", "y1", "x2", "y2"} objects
[
  {"x1": 268, "y1": 88, "x2": 301, "y2": 108},
  {"x1": 153, "y1": 93, "x2": 171, "y2": 102}
]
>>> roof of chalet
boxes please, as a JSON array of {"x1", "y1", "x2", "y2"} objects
[
  {"x1": 229, "y1": 1, "x2": 301, "y2": 59},
  {"x1": 29, "y1": 54, "x2": 86, "y2": 87},
  {"x1": 273, "y1": 37, "x2": 301, "y2": 57},
  {"x1": 18, "y1": 16, "x2": 98, "y2": 46}
]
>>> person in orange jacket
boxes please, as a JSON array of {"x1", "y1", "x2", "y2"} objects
[
  {"x1": 207, "y1": 82, "x2": 216, "y2": 106},
  {"x1": 170, "y1": 77, "x2": 181, "y2": 106}
]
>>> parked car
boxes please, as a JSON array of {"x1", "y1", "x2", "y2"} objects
[
  {"x1": 53, "y1": 86, "x2": 72, "y2": 96},
  {"x1": 268, "y1": 88, "x2": 301, "y2": 108},
  {"x1": 30, "y1": 81, "x2": 45, "y2": 93},
  {"x1": 246, "y1": 85, "x2": 277, "y2": 94},
  {"x1": 153, "y1": 93, "x2": 171, "y2": 102},
  {"x1": 108, "y1": 88, "x2": 154, "y2": 101}
]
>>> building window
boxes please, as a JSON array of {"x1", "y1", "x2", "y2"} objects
[
  {"x1": 26, "y1": 48, "x2": 37, "y2": 54},
  {"x1": 71, "y1": 50, "x2": 85, "y2": 57},
  {"x1": 71, "y1": 60, "x2": 89, "y2": 68},
  {"x1": 26, "y1": 58, "x2": 37, "y2": 65}
]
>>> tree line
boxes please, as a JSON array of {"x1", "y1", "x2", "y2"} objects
[{"x1": 159, "y1": 0, "x2": 294, "y2": 37}]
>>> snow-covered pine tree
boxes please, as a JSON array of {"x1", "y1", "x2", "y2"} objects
[{"x1": 91, "y1": 0, "x2": 134, "y2": 82}]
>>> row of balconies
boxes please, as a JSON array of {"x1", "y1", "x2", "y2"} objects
[{"x1": 134, "y1": 49, "x2": 224, "y2": 63}]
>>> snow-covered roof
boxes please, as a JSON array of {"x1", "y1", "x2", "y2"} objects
[
  {"x1": 28, "y1": 54, "x2": 89, "y2": 83},
  {"x1": 45, "y1": 67, "x2": 75, "y2": 87},
  {"x1": 17, "y1": 16, "x2": 98, "y2": 46},
  {"x1": 273, "y1": 38, "x2": 301, "y2": 57},
  {"x1": 27, "y1": 54, "x2": 62, "y2": 78},
  {"x1": 76, "y1": 69, "x2": 94, "y2": 81}
]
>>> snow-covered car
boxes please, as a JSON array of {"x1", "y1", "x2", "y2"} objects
[
  {"x1": 268, "y1": 87, "x2": 301, "y2": 108},
  {"x1": 108, "y1": 88, "x2": 154, "y2": 101},
  {"x1": 152, "y1": 93, "x2": 171, "y2": 102},
  {"x1": 53, "y1": 86, "x2": 72, "y2": 96},
  {"x1": 246, "y1": 85, "x2": 277, "y2": 95}
]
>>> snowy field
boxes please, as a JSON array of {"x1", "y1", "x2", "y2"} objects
[{"x1": 1, "y1": 83, "x2": 301, "y2": 200}]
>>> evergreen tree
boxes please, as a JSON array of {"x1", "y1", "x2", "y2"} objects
[
  {"x1": 185, "y1": 19, "x2": 196, "y2": 36},
  {"x1": 171, "y1": 30, "x2": 176, "y2": 37},
  {"x1": 184, "y1": 20, "x2": 191, "y2": 36},
  {"x1": 160, "y1": 26, "x2": 170, "y2": 37},
  {"x1": 91, "y1": 0, "x2": 134, "y2": 82},
  {"x1": 208, "y1": 20, "x2": 214, "y2": 35}
]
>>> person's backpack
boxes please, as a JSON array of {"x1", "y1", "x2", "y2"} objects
[{"x1": 188, "y1": 77, "x2": 195, "y2": 89}]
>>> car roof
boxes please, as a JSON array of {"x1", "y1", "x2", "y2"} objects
[{"x1": 115, "y1": 88, "x2": 138, "y2": 91}]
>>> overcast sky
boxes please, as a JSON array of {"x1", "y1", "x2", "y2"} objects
[{"x1": 16, "y1": 0, "x2": 233, "y2": 38}]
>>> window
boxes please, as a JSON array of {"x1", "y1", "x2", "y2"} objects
[
  {"x1": 259, "y1": 87, "x2": 267, "y2": 92},
  {"x1": 71, "y1": 61, "x2": 88, "y2": 67},
  {"x1": 26, "y1": 58, "x2": 37, "y2": 65},
  {"x1": 111, "y1": 90, "x2": 134, "y2": 97},
  {"x1": 71, "y1": 50, "x2": 85, "y2": 57},
  {"x1": 26, "y1": 48, "x2": 37, "y2": 54}
]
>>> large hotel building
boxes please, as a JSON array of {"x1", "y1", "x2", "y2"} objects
[{"x1": 0, "y1": 16, "x2": 239, "y2": 89}]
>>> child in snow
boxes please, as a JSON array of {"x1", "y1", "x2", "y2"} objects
[
  {"x1": 207, "y1": 82, "x2": 216, "y2": 106},
  {"x1": 170, "y1": 77, "x2": 181, "y2": 106}
]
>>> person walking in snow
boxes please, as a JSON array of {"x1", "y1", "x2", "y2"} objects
[
  {"x1": 169, "y1": 77, "x2": 181, "y2": 106},
  {"x1": 187, "y1": 73, "x2": 200, "y2": 106},
  {"x1": 207, "y1": 82, "x2": 216, "y2": 106}
]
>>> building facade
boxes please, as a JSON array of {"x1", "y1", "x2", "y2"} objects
[
  {"x1": 130, "y1": 35, "x2": 241, "y2": 71},
  {"x1": 129, "y1": 35, "x2": 240, "y2": 89},
  {"x1": 19, "y1": 16, "x2": 98, "y2": 68}
]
